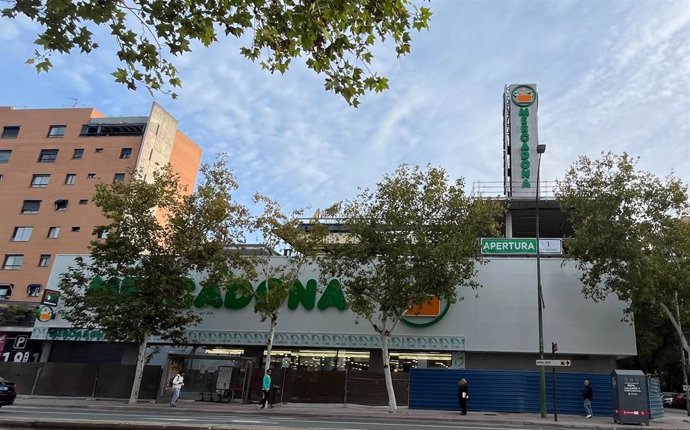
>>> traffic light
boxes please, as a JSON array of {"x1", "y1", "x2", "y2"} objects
[{"x1": 552, "y1": 342, "x2": 558, "y2": 354}]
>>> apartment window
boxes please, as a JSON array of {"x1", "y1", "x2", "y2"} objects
[
  {"x1": 1, "y1": 126, "x2": 19, "y2": 139},
  {"x1": 95, "y1": 147, "x2": 104, "y2": 153},
  {"x1": 87, "y1": 173, "x2": 96, "y2": 179},
  {"x1": 48, "y1": 125, "x2": 66, "y2": 138},
  {"x1": 54, "y1": 199, "x2": 68, "y2": 211},
  {"x1": 120, "y1": 148, "x2": 132, "y2": 159},
  {"x1": 3, "y1": 254, "x2": 23, "y2": 270},
  {"x1": 0, "y1": 284, "x2": 12, "y2": 299},
  {"x1": 27, "y1": 284, "x2": 42, "y2": 297},
  {"x1": 79, "y1": 199, "x2": 88, "y2": 205},
  {"x1": 81, "y1": 124, "x2": 99, "y2": 135},
  {"x1": 38, "y1": 149, "x2": 59, "y2": 162},
  {"x1": 11, "y1": 227, "x2": 32, "y2": 242},
  {"x1": 38, "y1": 254, "x2": 51, "y2": 267},
  {"x1": 71, "y1": 226, "x2": 81, "y2": 232},
  {"x1": 21, "y1": 200, "x2": 41, "y2": 214},
  {"x1": 113, "y1": 173, "x2": 125, "y2": 183},
  {"x1": 65, "y1": 174, "x2": 76, "y2": 185},
  {"x1": 30, "y1": 174, "x2": 51, "y2": 188},
  {"x1": 0, "y1": 150, "x2": 11, "y2": 164},
  {"x1": 96, "y1": 228, "x2": 109, "y2": 239},
  {"x1": 47, "y1": 227, "x2": 60, "y2": 239},
  {"x1": 73, "y1": 148, "x2": 84, "y2": 159}
]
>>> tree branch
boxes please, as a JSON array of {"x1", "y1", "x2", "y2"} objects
[{"x1": 660, "y1": 301, "x2": 690, "y2": 355}]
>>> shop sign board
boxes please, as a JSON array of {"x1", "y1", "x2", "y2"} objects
[
  {"x1": 503, "y1": 84, "x2": 540, "y2": 199},
  {"x1": 536, "y1": 359, "x2": 571, "y2": 367},
  {"x1": 481, "y1": 238, "x2": 562, "y2": 255}
]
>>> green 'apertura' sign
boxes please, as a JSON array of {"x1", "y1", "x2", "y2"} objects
[{"x1": 481, "y1": 238, "x2": 562, "y2": 255}]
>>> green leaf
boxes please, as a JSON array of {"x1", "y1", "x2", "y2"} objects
[{"x1": 7, "y1": 0, "x2": 431, "y2": 105}]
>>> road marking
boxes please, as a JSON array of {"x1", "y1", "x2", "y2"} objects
[
  {"x1": 7, "y1": 407, "x2": 533, "y2": 430},
  {"x1": 286, "y1": 419, "x2": 533, "y2": 430}
]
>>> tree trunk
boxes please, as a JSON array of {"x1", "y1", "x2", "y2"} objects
[
  {"x1": 128, "y1": 339, "x2": 148, "y2": 405},
  {"x1": 660, "y1": 302, "x2": 690, "y2": 356},
  {"x1": 381, "y1": 333, "x2": 398, "y2": 412},
  {"x1": 264, "y1": 317, "x2": 277, "y2": 374}
]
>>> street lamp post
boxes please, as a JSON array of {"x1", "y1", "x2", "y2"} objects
[{"x1": 536, "y1": 143, "x2": 547, "y2": 418}]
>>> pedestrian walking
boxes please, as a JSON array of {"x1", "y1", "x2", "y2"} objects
[
  {"x1": 170, "y1": 370, "x2": 185, "y2": 407},
  {"x1": 458, "y1": 378, "x2": 469, "y2": 415},
  {"x1": 583, "y1": 379, "x2": 593, "y2": 418},
  {"x1": 258, "y1": 369, "x2": 272, "y2": 409}
]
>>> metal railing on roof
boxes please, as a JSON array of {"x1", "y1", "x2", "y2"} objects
[
  {"x1": 298, "y1": 217, "x2": 345, "y2": 225},
  {"x1": 470, "y1": 181, "x2": 558, "y2": 199}
]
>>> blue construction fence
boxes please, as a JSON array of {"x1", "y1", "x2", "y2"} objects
[{"x1": 409, "y1": 368, "x2": 612, "y2": 417}]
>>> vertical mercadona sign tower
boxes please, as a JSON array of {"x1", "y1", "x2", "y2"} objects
[{"x1": 503, "y1": 84, "x2": 539, "y2": 199}]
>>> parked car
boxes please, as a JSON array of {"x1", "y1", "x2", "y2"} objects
[
  {"x1": 0, "y1": 377, "x2": 16, "y2": 407},
  {"x1": 671, "y1": 392, "x2": 687, "y2": 409},
  {"x1": 661, "y1": 392, "x2": 675, "y2": 407}
]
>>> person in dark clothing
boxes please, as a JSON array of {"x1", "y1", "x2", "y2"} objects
[
  {"x1": 583, "y1": 379, "x2": 593, "y2": 418},
  {"x1": 458, "y1": 378, "x2": 469, "y2": 415}
]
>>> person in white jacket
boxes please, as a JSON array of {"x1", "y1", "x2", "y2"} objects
[{"x1": 170, "y1": 371, "x2": 185, "y2": 407}]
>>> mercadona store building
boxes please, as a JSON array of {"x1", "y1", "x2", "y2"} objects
[
  {"x1": 25, "y1": 84, "x2": 638, "y2": 412},
  {"x1": 26, "y1": 249, "x2": 637, "y2": 411}
]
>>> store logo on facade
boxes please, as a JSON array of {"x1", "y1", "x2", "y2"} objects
[
  {"x1": 36, "y1": 305, "x2": 55, "y2": 322},
  {"x1": 35, "y1": 289, "x2": 60, "y2": 322},
  {"x1": 511, "y1": 85, "x2": 536, "y2": 107},
  {"x1": 401, "y1": 296, "x2": 450, "y2": 328}
]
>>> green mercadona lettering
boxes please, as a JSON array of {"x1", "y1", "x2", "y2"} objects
[
  {"x1": 88, "y1": 276, "x2": 348, "y2": 312},
  {"x1": 193, "y1": 278, "x2": 347, "y2": 311},
  {"x1": 519, "y1": 107, "x2": 531, "y2": 188}
]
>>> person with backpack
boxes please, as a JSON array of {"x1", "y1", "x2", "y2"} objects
[{"x1": 170, "y1": 370, "x2": 185, "y2": 407}]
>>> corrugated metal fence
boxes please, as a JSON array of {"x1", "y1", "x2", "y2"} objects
[{"x1": 409, "y1": 369, "x2": 612, "y2": 416}]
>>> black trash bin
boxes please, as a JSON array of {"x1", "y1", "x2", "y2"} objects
[
  {"x1": 270, "y1": 385, "x2": 281, "y2": 407},
  {"x1": 611, "y1": 369, "x2": 650, "y2": 426}
]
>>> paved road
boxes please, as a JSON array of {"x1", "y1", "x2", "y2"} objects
[
  {"x1": 0, "y1": 404, "x2": 551, "y2": 430},
  {"x1": 2, "y1": 397, "x2": 688, "y2": 430}
]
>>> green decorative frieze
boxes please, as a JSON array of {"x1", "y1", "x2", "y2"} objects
[{"x1": 181, "y1": 330, "x2": 465, "y2": 351}]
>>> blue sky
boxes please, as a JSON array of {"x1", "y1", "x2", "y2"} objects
[{"x1": 0, "y1": 0, "x2": 688, "y2": 214}]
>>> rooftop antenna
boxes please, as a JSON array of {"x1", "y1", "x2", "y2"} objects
[{"x1": 66, "y1": 97, "x2": 80, "y2": 108}]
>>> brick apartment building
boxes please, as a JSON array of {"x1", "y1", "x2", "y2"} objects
[{"x1": 0, "y1": 102, "x2": 202, "y2": 306}]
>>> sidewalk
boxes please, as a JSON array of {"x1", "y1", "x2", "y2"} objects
[{"x1": 3, "y1": 395, "x2": 690, "y2": 430}]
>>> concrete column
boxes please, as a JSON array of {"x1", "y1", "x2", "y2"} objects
[{"x1": 38, "y1": 340, "x2": 53, "y2": 362}]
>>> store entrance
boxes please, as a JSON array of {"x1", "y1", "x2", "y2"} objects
[{"x1": 158, "y1": 354, "x2": 254, "y2": 403}]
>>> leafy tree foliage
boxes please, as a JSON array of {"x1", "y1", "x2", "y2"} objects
[
  {"x1": 0, "y1": 304, "x2": 33, "y2": 326},
  {"x1": 249, "y1": 194, "x2": 328, "y2": 373},
  {"x1": 58, "y1": 166, "x2": 201, "y2": 404},
  {"x1": 618, "y1": 305, "x2": 689, "y2": 391},
  {"x1": 175, "y1": 154, "x2": 255, "y2": 292},
  {"x1": 555, "y1": 152, "x2": 690, "y2": 358},
  {"x1": 319, "y1": 164, "x2": 502, "y2": 411},
  {"x1": 3, "y1": 0, "x2": 431, "y2": 105}
]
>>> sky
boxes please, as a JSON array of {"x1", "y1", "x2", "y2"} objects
[{"x1": 0, "y1": 0, "x2": 688, "y2": 215}]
